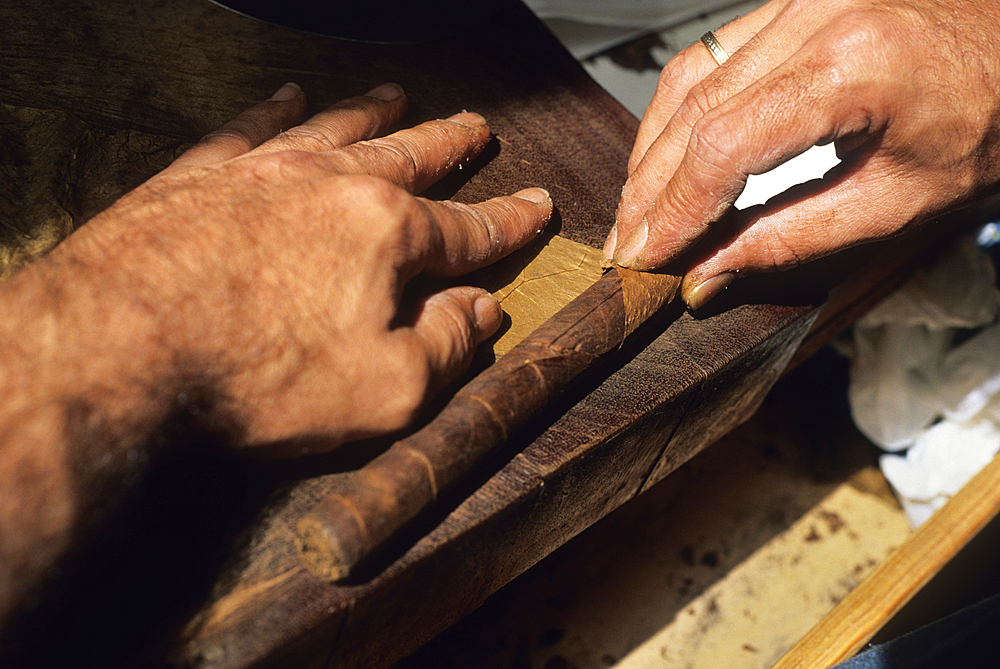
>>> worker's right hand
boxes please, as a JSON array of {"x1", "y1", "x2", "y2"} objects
[{"x1": 606, "y1": 0, "x2": 1000, "y2": 308}]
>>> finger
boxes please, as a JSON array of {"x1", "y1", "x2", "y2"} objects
[
  {"x1": 252, "y1": 83, "x2": 408, "y2": 154},
  {"x1": 629, "y1": 1, "x2": 788, "y2": 175},
  {"x1": 679, "y1": 160, "x2": 930, "y2": 309},
  {"x1": 163, "y1": 83, "x2": 308, "y2": 173},
  {"x1": 607, "y1": 0, "x2": 804, "y2": 265},
  {"x1": 322, "y1": 111, "x2": 492, "y2": 193},
  {"x1": 401, "y1": 187, "x2": 554, "y2": 279},
  {"x1": 613, "y1": 28, "x2": 886, "y2": 272},
  {"x1": 620, "y1": 28, "x2": 778, "y2": 230},
  {"x1": 610, "y1": 29, "x2": 763, "y2": 262},
  {"x1": 403, "y1": 286, "x2": 503, "y2": 397},
  {"x1": 608, "y1": 7, "x2": 786, "y2": 263}
]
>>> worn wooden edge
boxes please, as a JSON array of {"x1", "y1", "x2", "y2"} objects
[
  {"x1": 170, "y1": 298, "x2": 822, "y2": 669},
  {"x1": 770, "y1": 450, "x2": 1000, "y2": 669}
]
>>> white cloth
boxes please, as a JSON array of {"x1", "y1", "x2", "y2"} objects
[{"x1": 841, "y1": 234, "x2": 1000, "y2": 527}]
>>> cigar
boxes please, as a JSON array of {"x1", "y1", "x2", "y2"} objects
[{"x1": 296, "y1": 267, "x2": 680, "y2": 581}]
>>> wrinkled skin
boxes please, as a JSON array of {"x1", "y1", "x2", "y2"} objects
[
  {"x1": 0, "y1": 83, "x2": 551, "y2": 628},
  {"x1": 32, "y1": 82, "x2": 552, "y2": 447},
  {"x1": 605, "y1": 0, "x2": 1000, "y2": 308}
]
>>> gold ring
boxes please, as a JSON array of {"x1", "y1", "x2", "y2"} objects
[{"x1": 700, "y1": 31, "x2": 730, "y2": 66}]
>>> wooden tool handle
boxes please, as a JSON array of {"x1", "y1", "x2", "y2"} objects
[
  {"x1": 770, "y1": 450, "x2": 1000, "y2": 669},
  {"x1": 296, "y1": 268, "x2": 680, "y2": 581}
]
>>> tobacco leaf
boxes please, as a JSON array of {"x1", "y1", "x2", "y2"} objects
[
  {"x1": 469, "y1": 232, "x2": 681, "y2": 353},
  {"x1": 618, "y1": 266, "x2": 682, "y2": 338},
  {"x1": 470, "y1": 233, "x2": 605, "y2": 356}
]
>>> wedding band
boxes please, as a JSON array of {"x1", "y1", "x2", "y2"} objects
[{"x1": 700, "y1": 31, "x2": 730, "y2": 66}]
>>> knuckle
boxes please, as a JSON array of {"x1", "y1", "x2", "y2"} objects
[
  {"x1": 687, "y1": 112, "x2": 738, "y2": 179},
  {"x1": 645, "y1": 200, "x2": 711, "y2": 253},
  {"x1": 438, "y1": 200, "x2": 504, "y2": 266},
  {"x1": 660, "y1": 47, "x2": 703, "y2": 97},
  {"x1": 199, "y1": 126, "x2": 256, "y2": 152},
  {"x1": 338, "y1": 172, "x2": 404, "y2": 206},
  {"x1": 438, "y1": 294, "x2": 478, "y2": 353},
  {"x1": 813, "y1": 10, "x2": 894, "y2": 75},
  {"x1": 273, "y1": 124, "x2": 343, "y2": 152},
  {"x1": 372, "y1": 180, "x2": 414, "y2": 224},
  {"x1": 675, "y1": 79, "x2": 723, "y2": 137},
  {"x1": 758, "y1": 217, "x2": 825, "y2": 270},
  {"x1": 763, "y1": 234, "x2": 806, "y2": 269},
  {"x1": 336, "y1": 174, "x2": 418, "y2": 244},
  {"x1": 462, "y1": 200, "x2": 504, "y2": 247},
  {"x1": 252, "y1": 149, "x2": 322, "y2": 180},
  {"x1": 355, "y1": 137, "x2": 422, "y2": 187}
]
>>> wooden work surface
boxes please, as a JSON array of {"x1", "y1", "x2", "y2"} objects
[
  {"x1": 0, "y1": 1, "x2": 958, "y2": 667},
  {"x1": 398, "y1": 348, "x2": 914, "y2": 669}
]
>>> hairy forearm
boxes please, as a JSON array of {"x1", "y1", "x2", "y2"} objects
[{"x1": 0, "y1": 251, "x2": 218, "y2": 628}]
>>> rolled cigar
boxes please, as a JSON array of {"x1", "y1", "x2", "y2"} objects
[{"x1": 296, "y1": 267, "x2": 680, "y2": 581}]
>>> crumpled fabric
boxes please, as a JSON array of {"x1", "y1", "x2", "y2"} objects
[{"x1": 840, "y1": 234, "x2": 1000, "y2": 527}]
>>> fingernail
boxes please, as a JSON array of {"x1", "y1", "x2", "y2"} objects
[
  {"x1": 473, "y1": 293, "x2": 502, "y2": 335},
  {"x1": 365, "y1": 82, "x2": 404, "y2": 101},
  {"x1": 615, "y1": 219, "x2": 648, "y2": 268},
  {"x1": 601, "y1": 226, "x2": 618, "y2": 267},
  {"x1": 447, "y1": 111, "x2": 487, "y2": 128},
  {"x1": 269, "y1": 82, "x2": 301, "y2": 101},
  {"x1": 513, "y1": 187, "x2": 550, "y2": 204},
  {"x1": 685, "y1": 272, "x2": 736, "y2": 310}
]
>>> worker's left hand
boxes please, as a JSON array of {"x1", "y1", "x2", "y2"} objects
[
  {"x1": 0, "y1": 82, "x2": 553, "y2": 628},
  {"x1": 15, "y1": 83, "x2": 552, "y2": 452},
  {"x1": 605, "y1": 0, "x2": 1000, "y2": 309}
]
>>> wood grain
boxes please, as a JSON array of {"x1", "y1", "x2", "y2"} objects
[{"x1": 770, "y1": 450, "x2": 1000, "y2": 669}]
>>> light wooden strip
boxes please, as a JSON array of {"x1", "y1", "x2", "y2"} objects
[{"x1": 771, "y1": 451, "x2": 1000, "y2": 669}]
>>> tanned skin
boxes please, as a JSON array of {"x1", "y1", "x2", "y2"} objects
[{"x1": 0, "y1": 82, "x2": 552, "y2": 633}]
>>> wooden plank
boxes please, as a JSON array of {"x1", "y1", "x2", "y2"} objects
[
  {"x1": 770, "y1": 450, "x2": 1000, "y2": 669},
  {"x1": 394, "y1": 349, "x2": 913, "y2": 669},
  {"x1": 167, "y1": 305, "x2": 819, "y2": 669}
]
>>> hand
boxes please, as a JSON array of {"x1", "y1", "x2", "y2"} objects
[
  {"x1": 605, "y1": 0, "x2": 1000, "y2": 308},
  {"x1": 6, "y1": 83, "x2": 553, "y2": 452},
  {"x1": 0, "y1": 82, "x2": 553, "y2": 628}
]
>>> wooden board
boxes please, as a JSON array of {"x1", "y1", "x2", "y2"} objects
[
  {"x1": 396, "y1": 351, "x2": 912, "y2": 669},
  {"x1": 0, "y1": 2, "x2": 962, "y2": 667},
  {"x1": 771, "y1": 448, "x2": 1000, "y2": 668}
]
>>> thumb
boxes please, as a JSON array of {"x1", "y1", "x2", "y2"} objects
[{"x1": 680, "y1": 165, "x2": 918, "y2": 309}]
